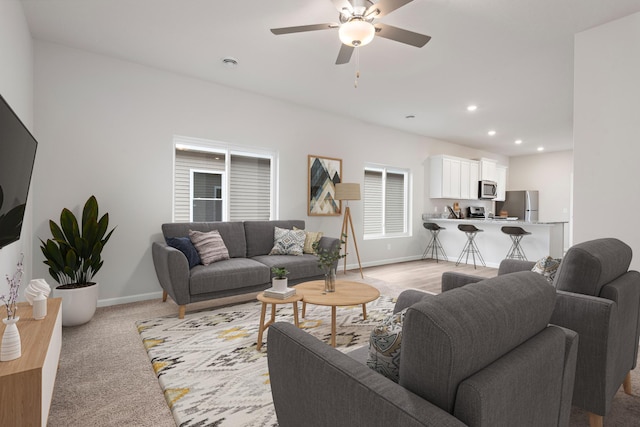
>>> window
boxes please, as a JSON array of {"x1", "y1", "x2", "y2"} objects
[
  {"x1": 363, "y1": 166, "x2": 409, "y2": 238},
  {"x1": 174, "y1": 137, "x2": 275, "y2": 221}
]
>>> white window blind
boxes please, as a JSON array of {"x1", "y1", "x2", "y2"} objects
[
  {"x1": 229, "y1": 154, "x2": 271, "y2": 221},
  {"x1": 364, "y1": 167, "x2": 408, "y2": 237}
]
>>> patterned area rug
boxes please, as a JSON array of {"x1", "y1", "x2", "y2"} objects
[{"x1": 136, "y1": 295, "x2": 397, "y2": 426}]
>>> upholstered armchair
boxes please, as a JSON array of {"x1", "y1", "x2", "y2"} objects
[
  {"x1": 441, "y1": 238, "x2": 640, "y2": 427},
  {"x1": 268, "y1": 272, "x2": 578, "y2": 427}
]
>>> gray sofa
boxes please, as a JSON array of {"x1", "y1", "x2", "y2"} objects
[
  {"x1": 442, "y1": 238, "x2": 640, "y2": 427},
  {"x1": 152, "y1": 220, "x2": 339, "y2": 318},
  {"x1": 268, "y1": 271, "x2": 578, "y2": 427}
]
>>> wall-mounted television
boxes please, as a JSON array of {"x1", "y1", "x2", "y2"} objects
[{"x1": 0, "y1": 94, "x2": 38, "y2": 249}]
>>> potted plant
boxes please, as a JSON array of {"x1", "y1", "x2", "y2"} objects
[
  {"x1": 40, "y1": 195, "x2": 115, "y2": 326},
  {"x1": 312, "y1": 236, "x2": 346, "y2": 292},
  {"x1": 271, "y1": 266, "x2": 289, "y2": 292}
]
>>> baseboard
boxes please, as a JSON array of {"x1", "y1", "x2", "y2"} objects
[{"x1": 97, "y1": 291, "x2": 164, "y2": 308}]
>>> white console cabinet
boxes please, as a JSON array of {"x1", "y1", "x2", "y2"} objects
[{"x1": 0, "y1": 298, "x2": 62, "y2": 426}]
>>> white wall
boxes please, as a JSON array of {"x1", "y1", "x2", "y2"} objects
[
  {"x1": 573, "y1": 12, "x2": 640, "y2": 270},
  {"x1": 508, "y1": 150, "x2": 573, "y2": 223},
  {"x1": 32, "y1": 41, "x2": 508, "y2": 306},
  {"x1": 0, "y1": 0, "x2": 34, "y2": 298}
]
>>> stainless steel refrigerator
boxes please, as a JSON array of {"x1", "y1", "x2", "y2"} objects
[{"x1": 496, "y1": 191, "x2": 539, "y2": 221}]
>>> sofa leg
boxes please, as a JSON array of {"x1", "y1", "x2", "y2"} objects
[
  {"x1": 162, "y1": 290, "x2": 168, "y2": 302},
  {"x1": 588, "y1": 412, "x2": 603, "y2": 427},
  {"x1": 623, "y1": 371, "x2": 632, "y2": 395},
  {"x1": 179, "y1": 305, "x2": 186, "y2": 319}
]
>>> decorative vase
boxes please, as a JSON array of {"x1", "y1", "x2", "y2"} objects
[
  {"x1": 272, "y1": 277, "x2": 288, "y2": 292},
  {"x1": 53, "y1": 282, "x2": 99, "y2": 327},
  {"x1": 1, "y1": 317, "x2": 21, "y2": 362},
  {"x1": 324, "y1": 269, "x2": 336, "y2": 293}
]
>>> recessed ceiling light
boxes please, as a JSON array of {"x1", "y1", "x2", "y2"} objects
[
  {"x1": 537, "y1": 146, "x2": 544, "y2": 152},
  {"x1": 514, "y1": 139, "x2": 523, "y2": 145},
  {"x1": 222, "y1": 57, "x2": 239, "y2": 68},
  {"x1": 466, "y1": 105, "x2": 478, "y2": 112},
  {"x1": 487, "y1": 130, "x2": 496, "y2": 136}
]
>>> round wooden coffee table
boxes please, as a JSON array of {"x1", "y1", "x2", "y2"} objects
[
  {"x1": 256, "y1": 292, "x2": 303, "y2": 351},
  {"x1": 295, "y1": 280, "x2": 380, "y2": 347}
]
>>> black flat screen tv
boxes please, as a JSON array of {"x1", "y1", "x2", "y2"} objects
[{"x1": 0, "y1": 94, "x2": 38, "y2": 249}]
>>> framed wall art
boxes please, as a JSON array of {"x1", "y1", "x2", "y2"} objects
[{"x1": 308, "y1": 155, "x2": 342, "y2": 216}]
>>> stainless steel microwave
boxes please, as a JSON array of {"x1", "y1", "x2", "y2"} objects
[{"x1": 479, "y1": 180, "x2": 497, "y2": 199}]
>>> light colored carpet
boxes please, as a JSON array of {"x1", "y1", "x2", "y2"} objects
[{"x1": 136, "y1": 295, "x2": 397, "y2": 426}]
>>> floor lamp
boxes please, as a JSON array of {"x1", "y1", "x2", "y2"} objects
[{"x1": 334, "y1": 183, "x2": 364, "y2": 279}]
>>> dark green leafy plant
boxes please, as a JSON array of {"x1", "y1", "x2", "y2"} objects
[
  {"x1": 312, "y1": 234, "x2": 346, "y2": 272},
  {"x1": 271, "y1": 266, "x2": 289, "y2": 279},
  {"x1": 40, "y1": 195, "x2": 115, "y2": 288}
]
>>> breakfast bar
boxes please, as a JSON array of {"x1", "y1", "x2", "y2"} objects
[{"x1": 423, "y1": 218, "x2": 566, "y2": 268}]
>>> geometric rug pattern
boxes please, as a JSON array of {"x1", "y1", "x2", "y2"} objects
[{"x1": 136, "y1": 295, "x2": 397, "y2": 426}]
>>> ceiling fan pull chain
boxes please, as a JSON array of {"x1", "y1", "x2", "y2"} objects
[{"x1": 354, "y1": 47, "x2": 360, "y2": 88}]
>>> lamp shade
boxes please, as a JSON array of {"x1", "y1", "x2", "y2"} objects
[
  {"x1": 335, "y1": 183, "x2": 361, "y2": 201},
  {"x1": 339, "y1": 19, "x2": 375, "y2": 47}
]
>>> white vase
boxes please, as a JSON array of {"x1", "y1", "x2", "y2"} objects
[
  {"x1": 53, "y1": 283, "x2": 99, "y2": 327},
  {"x1": 1, "y1": 317, "x2": 21, "y2": 362},
  {"x1": 272, "y1": 278, "x2": 288, "y2": 292}
]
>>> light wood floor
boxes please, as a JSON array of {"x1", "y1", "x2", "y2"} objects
[{"x1": 359, "y1": 258, "x2": 498, "y2": 294}]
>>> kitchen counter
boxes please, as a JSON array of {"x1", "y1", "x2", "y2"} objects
[{"x1": 422, "y1": 218, "x2": 566, "y2": 267}]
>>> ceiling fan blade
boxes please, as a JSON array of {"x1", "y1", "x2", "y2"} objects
[
  {"x1": 271, "y1": 23, "x2": 338, "y2": 35},
  {"x1": 374, "y1": 23, "x2": 431, "y2": 47},
  {"x1": 332, "y1": 0, "x2": 353, "y2": 15},
  {"x1": 335, "y1": 44, "x2": 354, "y2": 64},
  {"x1": 366, "y1": 0, "x2": 413, "y2": 19}
]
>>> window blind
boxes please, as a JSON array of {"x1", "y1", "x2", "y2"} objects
[
  {"x1": 364, "y1": 169, "x2": 383, "y2": 235},
  {"x1": 229, "y1": 154, "x2": 271, "y2": 221}
]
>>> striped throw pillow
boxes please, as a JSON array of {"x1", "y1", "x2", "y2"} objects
[{"x1": 189, "y1": 229, "x2": 230, "y2": 265}]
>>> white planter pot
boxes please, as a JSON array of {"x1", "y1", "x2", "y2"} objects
[
  {"x1": 272, "y1": 278, "x2": 288, "y2": 292},
  {"x1": 53, "y1": 283, "x2": 99, "y2": 327}
]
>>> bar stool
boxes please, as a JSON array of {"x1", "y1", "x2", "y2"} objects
[
  {"x1": 501, "y1": 226, "x2": 532, "y2": 260},
  {"x1": 456, "y1": 224, "x2": 486, "y2": 269},
  {"x1": 422, "y1": 223, "x2": 447, "y2": 262}
]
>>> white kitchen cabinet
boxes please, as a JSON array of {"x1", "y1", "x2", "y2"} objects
[
  {"x1": 478, "y1": 158, "x2": 497, "y2": 182},
  {"x1": 430, "y1": 155, "x2": 461, "y2": 198},
  {"x1": 460, "y1": 159, "x2": 479, "y2": 200},
  {"x1": 495, "y1": 165, "x2": 507, "y2": 201}
]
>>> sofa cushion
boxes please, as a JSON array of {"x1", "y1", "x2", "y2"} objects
[
  {"x1": 294, "y1": 226, "x2": 324, "y2": 254},
  {"x1": 554, "y1": 238, "x2": 632, "y2": 296},
  {"x1": 269, "y1": 227, "x2": 306, "y2": 256},
  {"x1": 399, "y1": 271, "x2": 556, "y2": 413},
  {"x1": 367, "y1": 308, "x2": 407, "y2": 382},
  {"x1": 162, "y1": 222, "x2": 246, "y2": 258},
  {"x1": 252, "y1": 254, "x2": 323, "y2": 281},
  {"x1": 189, "y1": 230, "x2": 230, "y2": 265},
  {"x1": 189, "y1": 258, "x2": 270, "y2": 295},
  {"x1": 244, "y1": 220, "x2": 306, "y2": 257},
  {"x1": 531, "y1": 256, "x2": 561, "y2": 283},
  {"x1": 165, "y1": 236, "x2": 201, "y2": 269}
]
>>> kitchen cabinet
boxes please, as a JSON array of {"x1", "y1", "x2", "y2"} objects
[
  {"x1": 479, "y1": 158, "x2": 497, "y2": 182},
  {"x1": 430, "y1": 155, "x2": 461, "y2": 198},
  {"x1": 430, "y1": 155, "x2": 478, "y2": 200},
  {"x1": 460, "y1": 159, "x2": 479, "y2": 199},
  {"x1": 496, "y1": 165, "x2": 507, "y2": 201}
]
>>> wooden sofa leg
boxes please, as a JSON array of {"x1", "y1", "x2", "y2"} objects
[
  {"x1": 162, "y1": 290, "x2": 168, "y2": 302},
  {"x1": 178, "y1": 305, "x2": 186, "y2": 319},
  {"x1": 588, "y1": 412, "x2": 603, "y2": 427},
  {"x1": 623, "y1": 371, "x2": 632, "y2": 395}
]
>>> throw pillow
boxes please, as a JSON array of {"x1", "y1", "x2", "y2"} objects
[
  {"x1": 293, "y1": 226, "x2": 324, "y2": 254},
  {"x1": 269, "y1": 227, "x2": 306, "y2": 256},
  {"x1": 188, "y1": 230, "x2": 230, "y2": 265},
  {"x1": 532, "y1": 256, "x2": 562, "y2": 284},
  {"x1": 367, "y1": 308, "x2": 408, "y2": 383},
  {"x1": 165, "y1": 237, "x2": 201, "y2": 269}
]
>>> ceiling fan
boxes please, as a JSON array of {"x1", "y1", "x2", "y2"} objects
[{"x1": 270, "y1": 0, "x2": 431, "y2": 65}]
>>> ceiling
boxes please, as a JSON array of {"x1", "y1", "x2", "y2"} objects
[{"x1": 20, "y1": 0, "x2": 640, "y2": 156}]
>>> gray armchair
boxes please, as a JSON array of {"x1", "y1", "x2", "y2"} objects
[
  {"x1": 267, "y1": 272, "x2": 578, "y2": 427},
  {"x1": 441, "y1": 238, "x2": 640, "y2": 427}
]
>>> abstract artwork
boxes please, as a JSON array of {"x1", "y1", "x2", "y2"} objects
[{"x1": 308, "y1": 155, "x2": 342, "y2": 216}]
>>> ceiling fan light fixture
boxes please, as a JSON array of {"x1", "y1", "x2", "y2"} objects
[{"x1": 339, "y1": 19, "x2": 375, "y2": 47}]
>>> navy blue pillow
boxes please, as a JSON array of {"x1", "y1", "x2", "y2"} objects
[{"x1": 166, "y1": 237, "x2": 201, "y2": 269}]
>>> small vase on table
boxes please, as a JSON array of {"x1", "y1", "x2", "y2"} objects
[
  {"x1": 1, "y1": 316, "x2": 21, "y2": 362},
  {"x1": 324, "y1": 269, "x2": 336, "y2": 293}
]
